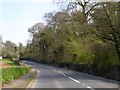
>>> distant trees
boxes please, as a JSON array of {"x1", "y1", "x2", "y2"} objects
[
  {"x1": 19, "y1": 43, "x2": 24, "y2": 59},
  {"x1": 2, "y1": 41, "x2": 25, "y2": 60},
  {"x1": 2, "y1": 41, "x2": 16, "y2": 58}
]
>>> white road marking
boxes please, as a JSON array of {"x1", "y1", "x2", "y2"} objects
[
  {"x1": 49, "y1": 67, "x2": 58, "y2": 72},
  {"x1": 68, "y1": 77, "x2": 80, "y2": 83},
  {"x1": 58, "y1": 71, "x2": 67, "y2": 76},
  {"x1": 53, "y1": 69, "x2": 57, "y2": 72},
  {"x1": 30, "y1": 70, "x2": 40, "y2": 88},
  {"x1": 49, "y1": 67, "x2": 94, "y2": 90},
  {"x1": 87, "y1": 86, "x2": 94, "y2": 90}
]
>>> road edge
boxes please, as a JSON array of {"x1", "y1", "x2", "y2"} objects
[
  {"x1": 27, "y1": 69, "x2": 39, "y2": 88},
  {"x1": 50, "y1": 65, "x2": 119, "y2": 84},
  {"x1": 67, "y1": 69, "x2": 119, "y2": 84}
]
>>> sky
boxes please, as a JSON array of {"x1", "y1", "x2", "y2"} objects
[{"x1": 0, "y1": 0, "x2": 60, "y2": 46}]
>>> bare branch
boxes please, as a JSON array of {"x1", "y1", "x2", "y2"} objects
[{"x1": 86, "y1": 3, "x2": 101, "y2": 16}]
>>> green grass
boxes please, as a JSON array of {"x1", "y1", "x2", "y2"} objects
[
  {"x1": 1, "y1": 58, "x2": 19, "y2": 66},
  {"x1": 0, "y1": 66, "x2": 31, "y2": 84},
  {"x1": 0, "y1": 58, "x2": 32, "y2": 87}
]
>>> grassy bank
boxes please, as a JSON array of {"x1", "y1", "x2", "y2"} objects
[
  {"x1": 2, "y1": 69, "x2": 37, "y2": 88},
  {"x1": 0, "y1": 66, "x2": 31, "y2": 84},
  {"x1": 0, "y1": 58, "x2": 19, "y2": 66},
  {"x1": 0, "y1": 58, "x2": 31, "y2": 85}
]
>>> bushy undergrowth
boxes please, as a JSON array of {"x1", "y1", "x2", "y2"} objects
[{"x1": 0, "y1": 66, "x2": 31, "y2": 84}]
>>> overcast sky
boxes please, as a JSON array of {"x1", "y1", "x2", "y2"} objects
[{"x1": 0, "y1": 0, "x2": 59, "y2": 46}]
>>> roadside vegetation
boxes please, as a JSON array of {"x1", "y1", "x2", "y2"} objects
[
  {"x1": 0, "y1": 58, "x2": 19, "y2": 66},
  {"x1": 22, "y1": 1, "x2": 120, "y2": 81},
  {"x1": 1, "y1": 1, "x2": 119, "y2": 81},
  {"x1": 0, "y1": 58, "x2": 31, "y2": 86},
  {"x1": 0, "y1": 67, "x2": 31, "y2": 84}
]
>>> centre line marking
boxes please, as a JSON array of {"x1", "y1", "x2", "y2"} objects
[
  {"x1": 87, "y1": 86, "x2": 94, "y2": 90},
  {"x1": 53, "y1": 69, "x2": 57, "y2": 72},
  {"x1": 69, "y1": 77, "x2": 80, "y2": 83},
  {"x1": 58, "y1": 71, "x2": 67, "y2": 76}
]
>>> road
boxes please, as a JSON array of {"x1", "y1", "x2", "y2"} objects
[{"x1": 24, "y1": 61, "x2": 119, "y2": 89}]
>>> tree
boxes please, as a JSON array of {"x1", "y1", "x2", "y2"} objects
[
  {"x1": 19, "y1": 43, "x2": 24, "y2": 59},
  {"x1": 57, "y1": 0, "x2": 100, "y2": 24},
  {"x1": 2, "y1": 41, "x2": 16, "y2": 58},
  {"x1": 28, "y1": 23, "x2": 44, "y2": 34},
  {"x1": 23, "y1": 1, "x2": 119, "y2": 80},
  {"x1": 92, "y1": 2, "x2": 120, "y2": 61}
]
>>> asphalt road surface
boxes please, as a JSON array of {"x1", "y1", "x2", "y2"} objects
[{"x1": 23, "y1": 61, "x2": 119, "y2": 89}]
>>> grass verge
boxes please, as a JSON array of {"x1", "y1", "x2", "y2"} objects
[
  {"x1": 2, "y1": 69, "x2": 37, "y2": 89},
  {"x1": 0, "y1": 66, "x2": 31, "y2": 84},
  {"x1": 0, "y1": 58, "x2": 20, "y2": 66}
]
